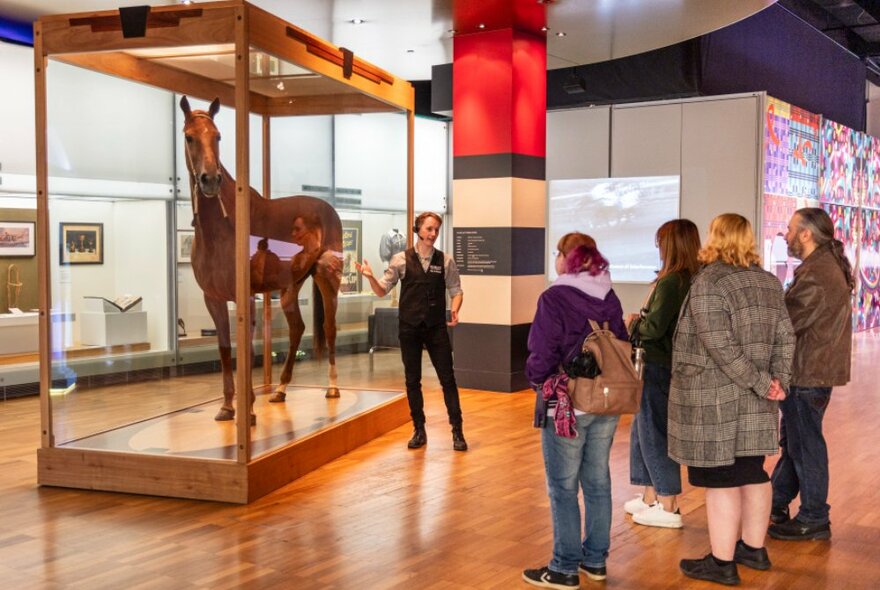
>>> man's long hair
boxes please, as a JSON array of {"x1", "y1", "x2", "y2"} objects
[{"x1": 795, "y1": 207, "x2": 855, "y2": 291}]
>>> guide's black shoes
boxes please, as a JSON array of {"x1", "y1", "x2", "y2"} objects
[
  {"x1": 768, "y1": 517, "x2": 831, "y2": 541},
  {"x1": 680, "y1": 554, "x2": 740, "y2": 586},
  {"x1": 452, "y1": 426, "x2": 468, "y2": 451},
  {"x1": 734, "y1": 540, "x2": 771, "y2": 571},
  {"x1": 522, "y1": 566, "x2": 579, "y2": 589},
  {"x1": 407, "y1": 425, "x2": 427, "y2": 449}
]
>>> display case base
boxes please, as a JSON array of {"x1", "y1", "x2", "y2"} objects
[{"x1": 37, "y1": 385, "x2": 408, "y2": 503}]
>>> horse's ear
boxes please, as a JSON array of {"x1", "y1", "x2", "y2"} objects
[
  {"x1": 208, "y1": 98, "x2": 220, "y2": 119},
  {"x1": 180, "y1": 96, "x2": 191, "y2": 118}
]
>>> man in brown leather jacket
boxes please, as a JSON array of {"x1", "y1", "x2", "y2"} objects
[{"x1": 769, "y1": 208, "x2": 854, "y2": 541}]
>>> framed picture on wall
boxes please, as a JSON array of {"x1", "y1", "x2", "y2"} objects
[
  {"x1": 59, "y1": 222, "x2": 103, "y2": 265},
  {"x1": 177, "y1": 229, "x2": 194, "y2": 263},
  {"x1": 0, "y1": 221, "x2": 36, "y2": 257},
  {"x1": 340, "y1": 220, "x2": 362, "y2": 294}
]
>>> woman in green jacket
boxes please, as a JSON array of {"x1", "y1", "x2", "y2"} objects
[{"x1": 625, "y1": 219, "x2": 701, "y2": 528}]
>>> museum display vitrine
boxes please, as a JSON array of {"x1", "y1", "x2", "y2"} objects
[{"x1": 33, "y1": 1, "x2": 422, "y2": 502}]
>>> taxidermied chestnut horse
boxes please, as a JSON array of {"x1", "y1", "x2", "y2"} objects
[{"x1": 180, "y1": 96, "x2": 343, "y2": 422}]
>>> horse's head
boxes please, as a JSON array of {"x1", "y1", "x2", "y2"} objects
[{"x1": 180, "y1": 96, "x2": 223, "y2": 197}]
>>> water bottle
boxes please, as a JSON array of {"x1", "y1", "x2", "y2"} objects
[{"x1": 632, "y1": 346, "x2": 645, "y2": 380}]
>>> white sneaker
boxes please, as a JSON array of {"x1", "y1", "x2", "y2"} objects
[
  {"x1": 623, "y1": 493, "x2": 652, "y2": 515},
  {"x1": 632, "y1": 502, "x2": 683, "y2": 529}
]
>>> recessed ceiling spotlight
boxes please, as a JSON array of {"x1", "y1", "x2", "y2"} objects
[
  {"x1": 541, "y1": 26, "x2": 549, "y2": 32},
  {"x1": 276, "y1": 81, "x2": 285, "y2": 91},
  {"x1": 478, "y1": 23, "x2": 486, "y2": 29},
  {"x1": 349, "y1": 18, "x2": 365, "y2": 25},
  {"x1": 556, "y1": 31, "x2": 566, "y2": 37},
  {"x1": 448, "y1": 29, "x2": 457, "y2": 35},
  {"x1": 180, "y1": 0, "x2": 193, "y2": 5}
]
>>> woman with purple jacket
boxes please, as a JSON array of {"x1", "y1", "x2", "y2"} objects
[{"x1": 522, "y1": 232, "x2": 628, "y2": 590}]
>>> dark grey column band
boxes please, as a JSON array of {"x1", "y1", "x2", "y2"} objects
[
  {"x1": 452, "y1": 323, "x2": 531, "y2": 392},
  {"x1": 453, "y1": 227, "x2": 544, "y2": 276},
  {"x1": 453, "y1": 154, "x2": 546, "y2": 180}
]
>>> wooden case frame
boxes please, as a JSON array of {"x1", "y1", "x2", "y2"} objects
[{"x1": 33, "y1": 1, "x2": 414, "y2": 503}]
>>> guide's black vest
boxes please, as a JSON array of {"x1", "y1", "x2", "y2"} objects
[{"x1": 399, "y1": 247, "x2": 446, "y2": 328}]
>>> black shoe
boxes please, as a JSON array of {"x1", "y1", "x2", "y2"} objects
[
  {"x1": 768, "y1": 517, "x2": 831, "y2": 541},
  {"x1": 522, "y1": 566, "x2": 579, "y2": 589},
  {"x1": 680, "y1": 554, "x2": 740, "y2": 586},
  {"x1": 407, "y1": 425, "x2": 427, "y2": 449},
  {"x1": 734, "y1": 540, "x2": 771, "y2": 571},
  {"x1": 451, "y1": 426, "x2": 468, "y2": 451},
  {"x1": 770, "y1": 506, "x2": 790, "y2": 525},
  {"x1": 579, "y1": 563, "x2": 607, "y2": 581}
]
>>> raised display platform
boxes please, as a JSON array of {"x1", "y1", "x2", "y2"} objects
[{"x1": 37, "y1": 385, "x2": 409, "y2": 503}]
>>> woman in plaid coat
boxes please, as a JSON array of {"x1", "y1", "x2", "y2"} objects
[{"x1": 669, "y1": 214, "x2": 795, "y2": 586}]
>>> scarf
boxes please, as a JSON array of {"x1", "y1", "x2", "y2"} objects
[{"x1": 542, "y1": 373, "x2": 577, "y2": 438}]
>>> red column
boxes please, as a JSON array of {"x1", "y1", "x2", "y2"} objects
[{"x1": 451, "y1": 1, "x2": 547, "y2": 391}]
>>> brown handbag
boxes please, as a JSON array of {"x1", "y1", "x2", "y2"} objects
[{"x1": 568, "y1": 320, "x2": 643, "y2": 415}]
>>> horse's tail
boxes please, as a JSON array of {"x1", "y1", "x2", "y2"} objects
[{"x1": 312, "y1": 280, "x2": 327, "y2": 360}]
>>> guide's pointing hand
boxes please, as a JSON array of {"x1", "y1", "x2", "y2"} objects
[{"x1": 354, "y1": 259, "x2": 373, "y2": 279}]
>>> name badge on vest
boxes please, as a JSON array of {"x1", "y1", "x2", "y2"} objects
[{"x1": 429, "y1": 264, "x2": 443, "y2": 274}]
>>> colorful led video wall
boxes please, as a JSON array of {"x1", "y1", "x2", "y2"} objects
[
  {"x1": 762, "y1": 98, "x2": 820, "y2": 288},
  {"x1": 763, "y1": 96, "x2": 880, "y2": 331}
]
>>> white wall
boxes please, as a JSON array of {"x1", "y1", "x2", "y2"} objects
[
  {"x1": 47, "y1": 61, "x2": 174, "y2": 185},
  {"x1": 680, "y1": 96, "x2": 760, "y2": 234},
  {"x1": 0, "y1": 42, "x2": 36, "y2": 176},
  {"x1": 268, "y1": 115, "x2": 333, "y2": 198},
  {"x1": 547, "y1": 93, "x2": 763, "y2": 314},
  {"x1": 335, "y1": 113, "x2": 408, "y2": 210},
  {"x1": 114, "y1": 200, "x2": 170, "y2": 350},
  {"x1": 46, "y1": 198, "x2": 170, "y2": 352}
]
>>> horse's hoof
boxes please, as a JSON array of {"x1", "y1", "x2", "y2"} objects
[
  {"x1": 325, "y1": 387, "x2": 340, "y2": 399},
  {"x1": 249, "y1": 414, "x2": 257, "y2": 426},
  {"x1": 268, "y1": 391, "x2": 286, "y2": 403},
  {"x1": 215, "y1": 407, "x2": 235, "y2": 421}
]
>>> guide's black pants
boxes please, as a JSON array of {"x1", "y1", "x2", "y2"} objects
[{"x1": 398, "y1": 321, "x2": 462, "y2": 427}]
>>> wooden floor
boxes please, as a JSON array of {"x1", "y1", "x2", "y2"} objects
[{"x1": 1, "y1": 332, "x2": 879, "y2": 589}]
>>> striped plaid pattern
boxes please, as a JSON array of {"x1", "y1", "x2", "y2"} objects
[{"x1": 669, "y1": 263, "x2": 795, "y2": 467}]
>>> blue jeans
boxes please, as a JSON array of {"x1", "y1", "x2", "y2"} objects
[
  {"x1": 542, "y1": 412, "x2": 619, "y2": 574},
  {"x1": 771, "y1": 386, "x2": 833, "y2": 524},
  {"x1": 629, "y1": 362, "x2": 682, "y2": 496}
]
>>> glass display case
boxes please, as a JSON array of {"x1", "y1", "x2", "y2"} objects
[{"x1": 33, "y1": 1, "x2": 419, "y2": 503}]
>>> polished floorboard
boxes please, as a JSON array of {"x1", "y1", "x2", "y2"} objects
[{"x1": 1, "y1": 331, "x2": 879, "y2": 589}]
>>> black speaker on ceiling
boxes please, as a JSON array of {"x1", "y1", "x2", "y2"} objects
[{"x1": 563, "y1": 69, "x2": 587, "y2": 95}]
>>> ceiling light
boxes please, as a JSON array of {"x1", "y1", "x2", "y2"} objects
[
  {"x1": 556, "y1": 31, "x2": 566, "y2": 37},
  {"x1": 349, "y1": 18, "x2": 365, "y2": 25},
  {"x1": 180, "y1": 0, "x2": 193, "y2": 4},
  {"x1": 478, "y1": 23, "x2": 486, "y2": 29},
  {"x1": 541, "y1": 26, "x2": 549, "y2": 32},
  {"x1": 276, "y1": 81, "x2": 285, "y2": 91}
]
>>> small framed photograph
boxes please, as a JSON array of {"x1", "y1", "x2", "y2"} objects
[
  {"x1": 177, "y1": 229, "x2": 194, "y2": 263},
  {"x1": 0, "y1": 221, "x2": 36, "y2": 257},
  {"x1": 60, "y1": 222, "x2": 103, "y2": 265}
]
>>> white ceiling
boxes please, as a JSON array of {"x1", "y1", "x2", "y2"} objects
[{"x1": 0, "y1": 0, "x2": 777, "y2": 80}]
